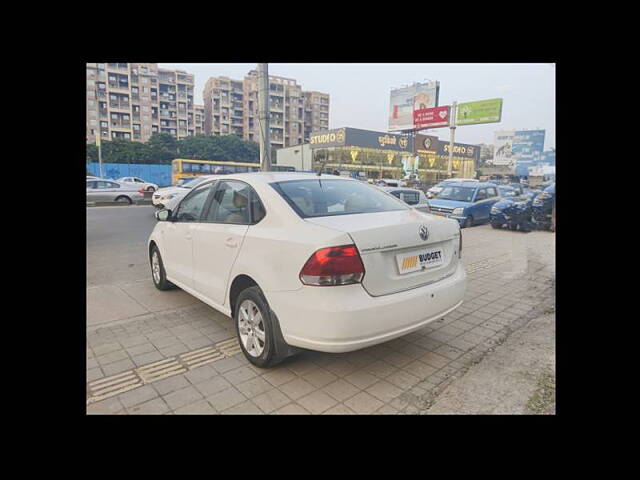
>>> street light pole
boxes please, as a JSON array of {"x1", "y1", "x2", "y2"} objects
[
  {"x1": 447, "y1": 101, "x2": 457, "y2": 178},
  {"x1": 97, "y1": 131, "x2": 104, "y2": 178},
  {"x1": 258, "y1": 63, "x2": 271, "y2": 172}
]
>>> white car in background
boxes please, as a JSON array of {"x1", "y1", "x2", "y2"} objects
[
  {"x1": 116, "y1": 176, "x2": 158, "y2": 192},
  {"x1": 379, "y1": 186, "x2": 431, "y2": 214},
  {"x1": 148, "y1": 172, "x2": 466, "y2": 367},
  {"x1": 427, "y1": 178, "x2": 478, "y2": 199},
  {"x1": 152, "y1": 175, "x2": 219, "y2": 210}
]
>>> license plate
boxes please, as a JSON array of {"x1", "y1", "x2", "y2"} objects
[{"x1": 396, "y1": 247, "x2": 444, "y2": 274}]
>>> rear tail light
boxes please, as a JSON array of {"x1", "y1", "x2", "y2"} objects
[{"x1": 299, "y1": 244, "x2": 365, "y2": 286}]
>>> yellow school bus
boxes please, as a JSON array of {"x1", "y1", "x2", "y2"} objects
[
  {"x1": 171, "y1": 159, "x2": 295, "y2": 184},
  {"x1": 171, "y1": 159, "x2": 261, "y2": 184}
]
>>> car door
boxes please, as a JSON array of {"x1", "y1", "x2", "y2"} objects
[
  {"x1": 89, "y1": 180, "x2": 115, "y2": 201},
  {"x1": 161, "y1": 183, "x2": 213, "y2": 288},
  {"x1": 471, "y1": 188, "x2": 490, "y2": 221},
  {"x1": 86, "y1": 181, "x2": 99, "y2": 201},
  {"x1": 192, "y1": 180, "x2": 258, "y2": 306}
]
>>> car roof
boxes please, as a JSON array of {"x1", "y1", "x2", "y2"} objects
[
  {"x1": 379, "y1": 186, "x2": 422, "y2": 193},
  {"x1": 441, "y1": 181, "x2": 495, "y2": 188},
  {"x1": 212, "y1": 172, "x2": 349, "y2": 184}
]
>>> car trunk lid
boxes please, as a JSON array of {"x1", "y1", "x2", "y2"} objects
[{"x1": 305, "y1": 209, "x2": 461, "y2": 296}]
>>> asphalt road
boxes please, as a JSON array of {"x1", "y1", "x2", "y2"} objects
[{"x1": 87, "y1": 205, "x2": 158, "y2": 287}]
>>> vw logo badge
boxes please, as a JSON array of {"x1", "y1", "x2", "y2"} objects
[{"x1": 419, "y1": 225, "x2": 429, "y2": 241}]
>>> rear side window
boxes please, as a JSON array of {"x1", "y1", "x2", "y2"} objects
[
  {"x1": 206, "y1": 181, "x2": 252, "y2": 224},
  {"x1": 401, "y1": 191, "x2": 419, "y2": 205},
  {"x1": 271, "y1": 179, "x2": 407, "y2": 219}
]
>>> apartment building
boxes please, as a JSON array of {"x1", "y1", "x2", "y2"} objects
[
  {"x1": 203, "y1": 70, "x2": 329, "y2": 151},
  {"x1": 86, "y1": 63, "x2": 197, "y2": 144},
  {"x1": 303, "y1": 91, "x2": 330, "y2": 140}
]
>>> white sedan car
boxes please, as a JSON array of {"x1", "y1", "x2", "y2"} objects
[
  {"x1": 148, "y1": 172, "x2": 466, "y2": 367},
  {"x1": 152, "y1": 175, "x2": 220, "y2": 210},
  {"x1": 116, "y1": 176, "x2": 158, "y2": 192}
]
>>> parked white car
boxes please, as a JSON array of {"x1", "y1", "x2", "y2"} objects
[
  {"x1": 152, "y1": 175, "x2": 219, "y2": 210},
  {"x1": 148, "y1": 172, "x2": 466, "y2": 367},
  {"x1": 427, "y1": 178, "x2": 478, "y2": 198},
  {"x1": 379, "y1": 186, "x2": 431, "y2": 214},
  {"x1": 116, "y1": 176, "x2": 158, "y2": 192}
]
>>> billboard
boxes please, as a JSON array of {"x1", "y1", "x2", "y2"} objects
[
  {"x1": 413, "y1": 106, "x2": 450, "y2": 130},
  {"x1": 388, "y1": 81, "x2": 439, "y2": 131},
  {"x1": 491, "y1": 130, "x2": 515, "y2": 167},
  {"x1": 456, "y1": 98, "x2": 503, "y2": 126}
]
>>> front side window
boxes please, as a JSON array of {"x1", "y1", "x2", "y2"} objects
[
  {"x1": 271, "y1": 179, "x2": 407, "y2": 219},
  {"x1": 174, "y1": 184, "x2": 212, "y2": 222},
  {"x1": 87, "y1": 181, "x2": 96, "y2": 189},
  {"x1": 206, "y1": 181, "x2": 253, "y2": 224},
  {"x1": 475, "y1": 189, "x2": 487, "y2": 201},
  {"x1": 487, "y1": 187, "x2": 498, "y2": 197}
]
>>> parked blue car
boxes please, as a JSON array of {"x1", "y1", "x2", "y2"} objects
[
  {"x1": 429, "y1": 182, "x2": 502, "y2": 228},
  {"x1": 531, "y1": 183, "x2": 555, "y2": 230},
  {"x1": 490, "y1": 194, "x2": 535, "y2": 231}
]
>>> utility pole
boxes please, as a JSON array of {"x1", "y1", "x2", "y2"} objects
[
  {"x1": 258, "y1": 63, "x2": 271, "y2": 171},
  {"x1": 447, "y1": 101, "x2": 457, "y2": 178},
  {"x1": 96, "y1": 130, "x2": 104, "y2": 178}
]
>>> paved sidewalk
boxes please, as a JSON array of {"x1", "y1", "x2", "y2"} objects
[
  {"x1": 86, "y1": 225, "x2": 555, "y2": 414},
  {"x1": 426, "y1": 312, "x2": 555, "y2": 414}
]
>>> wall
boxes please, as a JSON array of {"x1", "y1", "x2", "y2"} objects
[
  {"x1": 87, "y1": 163, "x2": 173, "y2": 186},
  {"x1": 275, "y1": 144, "x2": 313, "y2": 171}
]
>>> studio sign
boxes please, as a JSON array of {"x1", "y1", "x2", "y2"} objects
[
  {"x1": 443, "y1": 144, "x2": 475, "y2": 156},
  {"x1": 310, "y1": 130, "x2": 345, "y2": 145},
  {"x1": 378, "y1": 135, "x2": 409, "y2": 149}
]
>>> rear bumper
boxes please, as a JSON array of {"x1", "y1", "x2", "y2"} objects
[{"x1": 265, "y1": 262, "x2": 467, "y2": 353}]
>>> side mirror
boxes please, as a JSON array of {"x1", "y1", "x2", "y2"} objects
[{"x1": 155, "y1": 209, "x2": 172, "y2": 221}]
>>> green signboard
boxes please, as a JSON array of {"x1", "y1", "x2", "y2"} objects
[{"x1": 456, "y1": 98, "x2": 503, "y2": 125}]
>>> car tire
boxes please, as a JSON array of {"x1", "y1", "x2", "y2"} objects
[
  {"x1": 115, "y1": 195, "x2": 132, "y2": 205},
  {"x1": 491, "y1": 222, "x2": 502, "y2": 229},
  {"x1": 147, "y1": 186, "x2": 156, "y2": 192},
  {"x1": 150, "y1": 245, "x2": 175, "y2": 291},
  {"x1": 235, "y1": 286, "x2": 288, "y2": 368},
  {"x1": 464, "y1": 216, "x2": 473, "y2": 228}
]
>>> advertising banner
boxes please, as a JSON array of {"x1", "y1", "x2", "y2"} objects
[
  {"x1": 389, "y1": 81, "x2": 439, "y2": 131},
  {"x1": 491, "y1": 130, "x2": 515, "y2": 167},
  {"x1": 456, "y1": 98, "x2": 503, "y2": 126},
  {"x1": 413, "y1": 134, "x2": 439, "y2": 154},
  {"x1": 413, "y1": 106, "x2": 450, "y2": 129},
  {"x1": 345, "y1": 128, "x2": 413, "y2": 152}
]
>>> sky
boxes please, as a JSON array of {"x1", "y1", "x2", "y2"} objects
[{"x1": 159, "y1": 63, "x2": 555, "y2": 150}]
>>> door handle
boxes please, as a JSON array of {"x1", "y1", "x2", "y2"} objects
[{"x1": 225, "y1": 237, "x2": 237, "y2": 248}]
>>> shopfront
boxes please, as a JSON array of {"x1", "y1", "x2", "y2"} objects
[
  {"x1": 307, "y1": 128, "x2": 479, "y2": 182},
  {"x1": 412, "y1": 133, "x2": 479, "y2": 182},
  {"x1": 309, "y1": 128, "x2": 414, "y2": 181}
]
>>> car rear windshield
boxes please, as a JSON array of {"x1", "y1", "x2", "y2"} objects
[
  {"x1": 437, "y1": 186, "x2": 476, "y2": 202},
  {"x1": 271, "y1": 179, "x2": 408, "y2": 218}
]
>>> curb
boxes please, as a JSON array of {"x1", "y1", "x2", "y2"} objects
[{"x1": 87, "y1": 200, "x2": 153, "y2": 207}]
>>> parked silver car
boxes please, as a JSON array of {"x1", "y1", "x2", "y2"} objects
[{"x1": 86, "y1": 179, "x2": 144, "y2": 204}]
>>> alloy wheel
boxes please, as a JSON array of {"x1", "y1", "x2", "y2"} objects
[
  {"x1": 151, "y1": 251, "x2": 161, "y2": 284},
  {"x1": 238, "y1": 299, "x2": 266, "y2": 357}
]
